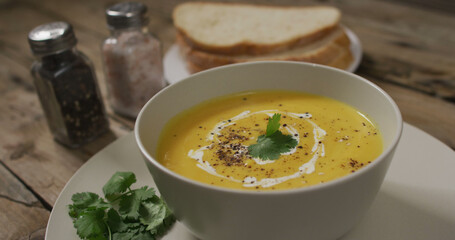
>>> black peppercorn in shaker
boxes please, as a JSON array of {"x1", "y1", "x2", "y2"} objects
[{"x1": 28, "y1": 22, "x2": 109, "y2": 148}]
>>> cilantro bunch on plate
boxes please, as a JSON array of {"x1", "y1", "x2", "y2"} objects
[{"x1": 68, "y1": 172, "x2": 175, "y2": 240}]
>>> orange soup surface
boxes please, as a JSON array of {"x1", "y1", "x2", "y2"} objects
[{"x1": 157, "y1": 90, "x2": 383, "y2": 190}]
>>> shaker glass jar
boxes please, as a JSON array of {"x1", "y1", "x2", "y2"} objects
[
  {"x1": 28, "y1": 22, "x2": 109, "y2": 148},
  {"x1": 102, "y1": 2, "x2": 166, "y2": 118}
]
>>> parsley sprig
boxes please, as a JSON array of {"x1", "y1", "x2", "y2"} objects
[
  {"x1": 68, "y1": 172, "x2": 175, "y2": 240},
  {"x1": 248, "y1": 113, "x2": 298, "y2": 160}
]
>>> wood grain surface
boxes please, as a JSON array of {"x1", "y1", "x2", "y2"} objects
[{"x1": 0, "y1": 0, "x2": 454, "y2": 239}]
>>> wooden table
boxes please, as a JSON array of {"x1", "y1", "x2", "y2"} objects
[{"x1": 0, "y1": 0, "x2": 454, "y2": 239}]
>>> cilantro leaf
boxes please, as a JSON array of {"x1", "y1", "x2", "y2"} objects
[
  {"x1": 248, "y1": 114, "x2": 298, "y2": 160},
  {"x1": 71, "y1": 192, "x2": 104, "y2": 207},
  {"x1": 133, "y1": 186, "x2": 156, "y2": 202},
  {"x1": 90, "y1": 235, "x2": 108, "y2": 240},
  {"x1": 140, "y1": 196, "x2": 176, "y2": 236},
  {"x1": 249, "y1": 131, "x2": 297, "y2": 160},
  {"x1": 107, "y1": 208, "x2": 129, "y2": 233},
  {"x1": 119, "y1": 192, "x2": 142, "y2": 220},
  {"x1": 73, "y1": 208, "x2": 107, "y2": 239},
  {"x1": 69, "y1": 192, "x2": 109, "y2": 218},
  {"x1": 119, "y1": 187, "x2": 156, "y2": 220},
  {"x1": 131, "y1": 231, "x2": 155, "y2": 240},
  {"x1": 103, "y1": 172, "x2": 136, "y2": 201},
  {"x1": 266, "y1": 113, "x2": 281, "y2": 136},
  {"x1": 113, "y1": 232, "x2": 136, "y2": 240},
  {"x1": 139, "y1": 196, "x2": 167, "y2": 233}
]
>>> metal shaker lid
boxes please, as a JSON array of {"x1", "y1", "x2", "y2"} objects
[
  {"x1": 28, "y1": 21, "x2": 77, "y2": 56},
  {"x1": 106, "y1": 2, "x2": 149, "y2": 29}
]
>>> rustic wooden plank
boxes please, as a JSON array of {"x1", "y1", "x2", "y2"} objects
[
  {"x1": 0, "y1": 48, "x2": 34, "y2": 95},
  {"x1": 332, "y1": 0, "x2": 455, "y2": 101},
  {"x1": 0, "y1": 198, "x2": 49, "y2": 240},
  {"x1": 358, "y1": 53, "x2": 455, "y2": 101},
  {"x1": 18, "y1": 228, "x2": 46, "y2": 240},
  {"x1": 384, "y1": 0, "x2": 455, "y2": 15},
  {"x1": 0, "y1": 1, "x2": 104, "y2": 94},
  {"x1": 0, "y1": 86, "x2": 131, "y2": 206},
  {"x1": 0, "y1": 162, "x2": 43, "y2": 207},
  {"x1": 0, "y1": 164, "x2": 49, "y2": 240},
  {"x1": 367, "y1": 77, "x2": 455, "y2": 148}
]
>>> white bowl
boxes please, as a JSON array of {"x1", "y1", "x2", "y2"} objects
[{"x1": 135, "y1": 61, "x2": 402, "y2": 240}]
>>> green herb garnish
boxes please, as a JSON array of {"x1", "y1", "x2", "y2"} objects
[
  {"x1": 248, "y1": 113, "x2": 298, "y2": 160},
  {"x1": 265, "y1": 112, "x2": 281, "y2": 136},
  {"x1": 68, "y1": 172, "x2": 175, "y2": 240}
]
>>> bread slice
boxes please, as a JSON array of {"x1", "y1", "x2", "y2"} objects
[
  {"x1": 173, "y1": 2, "x2": 341, "y2": 56},
  {"x1": 178, "y1": 26, "x2": 353, "y2": 73}
]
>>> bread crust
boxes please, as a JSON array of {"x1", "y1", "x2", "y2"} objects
[
  {"x1": 173, "y1": 2, "x2": 341, "y2": 56},
  {"x1": 178, "y1": 26, "x2": 353, "y2": 73}
]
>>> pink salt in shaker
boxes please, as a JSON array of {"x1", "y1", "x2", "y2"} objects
[{"x1": 102, "y1": 2, "x2": 166, "y2": 118}]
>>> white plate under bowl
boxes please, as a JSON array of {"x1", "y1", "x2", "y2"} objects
[
  {"x1": 163, "y1": 27, "x2": 362, "y2": 85},
  {"x1": 45, "y1": 123, "x2": 455, "y2": 240}
]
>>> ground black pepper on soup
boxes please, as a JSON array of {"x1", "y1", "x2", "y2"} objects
[{"x1": 156, "y1": 90, "x2": 382, "y2": 190}]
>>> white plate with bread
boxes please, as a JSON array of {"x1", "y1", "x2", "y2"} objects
[{"x1": 164, "y1": 2, "x2": 362, "y2": 85}]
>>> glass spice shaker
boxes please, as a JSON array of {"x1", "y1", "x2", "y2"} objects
[
  {"x1": 28, "y1": 22, "x2": 109, "y2": 148},
  {"x1": 102, "y1": 2, "x2": 166, "y2": 118}
]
